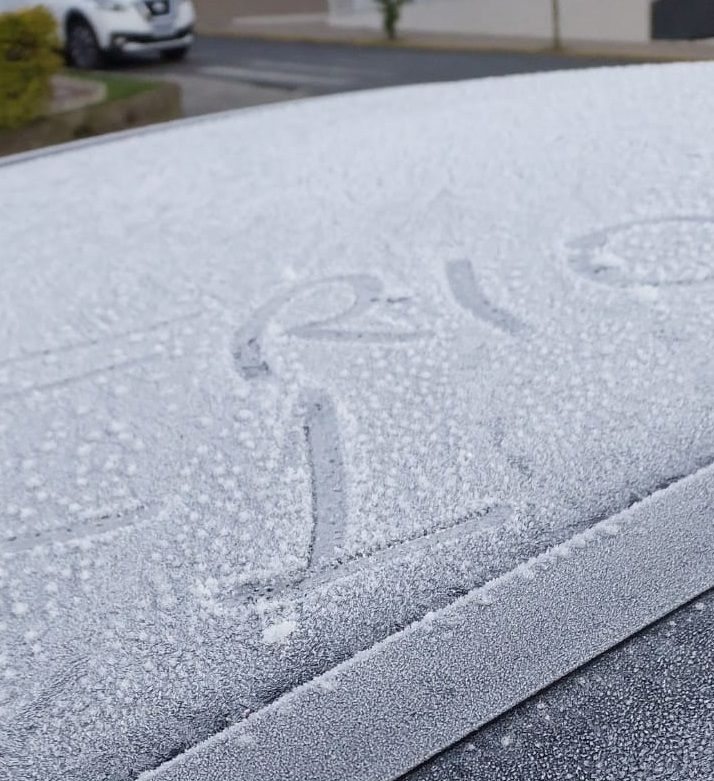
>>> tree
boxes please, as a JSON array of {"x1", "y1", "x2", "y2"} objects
[
  {"x1": 551, "y1": 0, "x2": 561, "y2": 49},
  {"x1": 376, "y1": 0, "x2": 412, "y2": 40}
]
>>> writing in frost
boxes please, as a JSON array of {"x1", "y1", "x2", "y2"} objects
[
  {"x1": 4, "y1": 216, "x2": 709, "y2": 557},
  {"x1": 229, "y1": 214, "x2": 714, "y2": 596},
  {"x1": 230, "y1": 260, "x2": 519, "y2": 599}
]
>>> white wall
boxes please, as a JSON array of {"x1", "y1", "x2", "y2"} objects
[
  {"x1": 560, "y1": 0, "x2": 651, "y2": 43},
  {"x1": 328, "y1": 0, "x2": 655, "y2": 43},
  {"x1": 330, "y1": 0, "x2": 554, "y2": 39}
]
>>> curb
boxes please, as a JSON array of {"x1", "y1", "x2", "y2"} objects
[
  {"x1": 49, "y1": 74, "x2": 107, "y2": 114},
  {"x1": 0, "y1": 80, "x2": 182, "y2": 158},
  {"x1": 196, "y1": 25, "x2": 714, "y2": 63}
]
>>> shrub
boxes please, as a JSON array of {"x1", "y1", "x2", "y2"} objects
[{"x1": 0, "y1": 6, "x2": 61, "y2": 130}]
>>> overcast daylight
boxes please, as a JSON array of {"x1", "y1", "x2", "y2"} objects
[{"x1": 0, "y1": 2, "x2": 713, "y2": 781}]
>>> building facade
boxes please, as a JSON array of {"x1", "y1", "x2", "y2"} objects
[{"x1": 327, "y1": 0, "x2": 714, "y2": 43}]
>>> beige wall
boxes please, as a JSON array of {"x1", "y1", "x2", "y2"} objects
[
  {"x1": 560, "y1": 0, "x2": 651, "y2": 43},
  {"x1": 331, "y1": 0, "x2": 553, "y2": 38},
  {"x1": 329, "y1": 0, "x2": 654, "y2": 43},
  {"x1": 197, "y1": 0, "x2": 327, "y2": 20},
  {"x1": 193, "y1": 0, "x2": 328, "y2": 28}
]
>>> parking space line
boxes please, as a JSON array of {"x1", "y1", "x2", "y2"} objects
[
  {"x1": 245, "y1": 57, "x2": 382, "y2": 78},
  {"x1": 199, "y1": 65, "x2": 350, "y2": 88}
]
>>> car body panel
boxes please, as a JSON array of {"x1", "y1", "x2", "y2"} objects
[
  {"x1": 408, "y1": 592, "x2": 714, "y2": 781},
  {"x1": 0, "y1": 63, "x2": 713, "y2": 780},
  {"x1": 5, "y1": 0, "x2": 195, "y2": 52}
]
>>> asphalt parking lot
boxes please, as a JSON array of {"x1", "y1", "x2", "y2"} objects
[{"x1": 119, "y1": 34, "x2": 635, "y2": 116}]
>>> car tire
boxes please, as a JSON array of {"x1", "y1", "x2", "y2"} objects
[
  {"x1": 66, "y1": 18, "x2": 104, "y2": 70},
  {"x1": 160, "y1": 46, "x2": 190, "y2": 63}
]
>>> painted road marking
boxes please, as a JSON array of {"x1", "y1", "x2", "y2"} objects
[{"x1": 200, "y1": 65, "x2": 350, "y2": 89}]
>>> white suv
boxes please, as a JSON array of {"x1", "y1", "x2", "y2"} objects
[{"x1": 10, "y1": 0, "x2": 196, "y2": 68}]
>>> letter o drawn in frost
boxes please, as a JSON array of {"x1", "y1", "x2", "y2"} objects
[{"x1": 568, "y1": 217, "x2": 714, "y2": 288}]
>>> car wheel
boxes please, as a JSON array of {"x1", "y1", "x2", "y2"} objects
[
  {"x1": 160, "y1": 46, "x2": 190, "y2": 63},
  {"x1": 66, "y1": 18, "x2": 103, "y2": 70}
]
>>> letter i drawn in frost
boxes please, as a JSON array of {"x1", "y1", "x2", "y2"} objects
[{"x1": 446, "y1": 259, "x2": 526, "y2": 336}]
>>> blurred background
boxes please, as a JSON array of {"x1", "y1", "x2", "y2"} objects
[{"x1": 2, "y1": 0, "x2": 714, "y2": 155}]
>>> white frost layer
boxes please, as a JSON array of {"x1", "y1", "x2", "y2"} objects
[
  {"x1": 2, "y1": 62, "x2": 714, "y2": 780},
  {"x1": 142, "y1": 462, "x2": 714, "y2": 781},
  {"x1": 262, "y1": 620, "x2": 297, "y2": 645}
]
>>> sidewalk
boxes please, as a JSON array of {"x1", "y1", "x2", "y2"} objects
[
  {"x1": 195, "y1": 7, "x2": 714, "y2": 62},
  {"x1": 49, "y1": 75, "x2": 106, "y2": 115}
]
